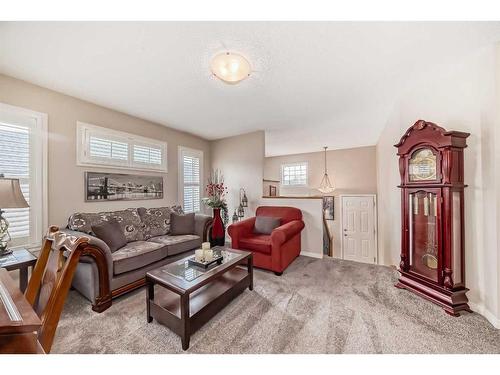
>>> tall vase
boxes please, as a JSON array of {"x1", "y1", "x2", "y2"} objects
[{"x1": 209, "y1": 208, "x2": 225, "y2": 247}]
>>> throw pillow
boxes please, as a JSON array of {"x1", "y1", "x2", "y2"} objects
[
  {"x1": 139, "y1": 207, "x2": 175, "y2": 239},
  {"x1": 91, "y1": 219, "x2": 128, "y2": 253},
  {"x1": 170, "y1": 212, "x2": 195, "y2": 235},
  {"x1": 254, "y1": 216, "x2": 281, "y2": 235}
]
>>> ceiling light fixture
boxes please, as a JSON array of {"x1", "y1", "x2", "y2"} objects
[
  {"x1": 210, "y1": 52, "x2": 251, "y2": 84},
  {"x1": 318, "y1": 146, "x2": 335, "y2": 194}
]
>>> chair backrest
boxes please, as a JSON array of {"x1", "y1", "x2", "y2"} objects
[
  {"x1": 255, "y1": 206, "x2": 302, "y2": 224},
  {"x1": 24, "y1": 226, "x2": 89, "y2": 353}
]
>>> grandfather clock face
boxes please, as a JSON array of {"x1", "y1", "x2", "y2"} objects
[{"x1": 408, "y1": 148, "x2": 437, "y2": 181}]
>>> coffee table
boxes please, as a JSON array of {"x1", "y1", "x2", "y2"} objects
[{"x1": 146, "y1": 247, "x2": 253, "y2": 350}]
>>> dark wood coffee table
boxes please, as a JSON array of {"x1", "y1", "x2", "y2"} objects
[{"x1": 146, "y1": 247, "x2": 253, "y2": 350}]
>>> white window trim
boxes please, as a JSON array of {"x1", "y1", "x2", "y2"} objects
[
  {"x1": 76, "y1": 121, "x2": 168, "y2": 173},
  {"x1": 280, "y1": 161, "x2": 309, "y2": 187},
  {"x1": 178, "y1": 146, "x2": 204, "y2": 213},
  {"x1": 0, "y1": 102, "x2": 48, "y2": 249}
]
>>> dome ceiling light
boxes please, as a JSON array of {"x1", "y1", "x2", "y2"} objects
[{"x1": 210, "y1": 52, "x2": 251, "y2": 84}]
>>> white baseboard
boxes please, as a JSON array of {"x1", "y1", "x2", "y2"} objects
[
  {"x1": 300, "y1": 251, "x2": 323, "y2": 259},
  {"x1": 469, "y1": 302, "x2": 500, "y2": 329}
]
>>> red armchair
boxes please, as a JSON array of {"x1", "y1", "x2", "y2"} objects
[{"x1": 228, "y1": 206, "x2": 305, "y2": 275}]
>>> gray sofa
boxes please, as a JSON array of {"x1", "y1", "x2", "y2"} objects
[{"x1": 63, "y1": 206, "x2": 212, "y2": 312}]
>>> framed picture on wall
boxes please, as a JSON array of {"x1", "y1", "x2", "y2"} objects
[
  {"x1": 85, "y1": 172, "x2": 163, "y2": 202},
  {"x1": 323, "y1": 196, "x2": 334, "y2": 220},
  {"x1": 269, "y1": 185, "x2": 277, "y2": 197}
]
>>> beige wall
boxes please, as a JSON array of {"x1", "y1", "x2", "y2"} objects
[
  {"x1": 376, "y1": 45, "x2": 500, "y2": 327},
  {"x1": 264, "y1": 146, "x2": 377, "y2": 257},
  {"x1": 210, "y1": 131, "x2": 265, "y2": 220},
  {"x1": 0, "y1": 74, "x2": 211, "y2": 227}
]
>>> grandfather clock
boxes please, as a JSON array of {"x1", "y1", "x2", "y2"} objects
[{"x1": 395, "y1": 120, "x2": 471, "y2": 316}]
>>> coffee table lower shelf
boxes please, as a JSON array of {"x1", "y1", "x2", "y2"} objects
[{"x1": 147, "y1": 266, "x2": 251, "y2": 350}]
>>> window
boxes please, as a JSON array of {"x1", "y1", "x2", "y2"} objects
[
  {"x1": 77, "y1": 122, "x2": 168, "y2": 172},
  {"x1": 179, "y1": 147, "x2": 203, "y2": 213},
  {"x1": 0, "y1": 103, "x2": 47, "y2": 248},
  {"x1": 281, "y1": 162, "x2": 308, "y2": 186}
]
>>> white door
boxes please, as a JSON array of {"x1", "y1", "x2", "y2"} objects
[{"x1": 341, "y1": 195, "x2": 377, "y2": 264}]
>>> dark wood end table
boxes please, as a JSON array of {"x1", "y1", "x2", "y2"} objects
[
  {"x1": 0, "y1": 249, "x2": 37, "y2": 293},
  {"x1": 146, "y1": 247, "x2": 253, "y2": 351}
]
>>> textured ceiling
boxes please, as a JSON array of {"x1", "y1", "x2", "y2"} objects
[{"x1": 1, "y1": 22, "x2": 500, "y2": 156}]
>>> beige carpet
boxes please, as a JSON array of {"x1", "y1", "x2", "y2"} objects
[{"x1": 51, "y1": 256, "x2": 500, "y2": 353}]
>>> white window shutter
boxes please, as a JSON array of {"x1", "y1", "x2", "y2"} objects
[
  {"x1": 181, "y1": 150, "x2": 202, "y2": 213},
  {"x1": 0, "y1": 123, "x2": 31, "y2": 241},
  {"x1": 77, "y1": 122, "x2": 168, "y2": 172}
]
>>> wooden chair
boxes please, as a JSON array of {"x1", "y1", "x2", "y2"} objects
[{"x1": 24, "y1": 226, "x2": 90, "y2": 353}]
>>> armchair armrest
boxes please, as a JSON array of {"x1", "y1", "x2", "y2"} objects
[
  {"x1": 228, "y1": 217, "x2": 256, "y2": 248},
  {"x1": 194, "y1": 214, "x2": 213, "y2": 242},
  {"x1": 271, "y1": 220, "x2": 305, "y2": 246}
]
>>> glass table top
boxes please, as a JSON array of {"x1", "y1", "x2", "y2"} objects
[{"x1": 162, "y1": 247, "x2": 241, "y2": 282}]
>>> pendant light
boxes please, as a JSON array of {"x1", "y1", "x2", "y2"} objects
[{"x1": 318, "y1": 146, "x2": 335, "y2": 194}]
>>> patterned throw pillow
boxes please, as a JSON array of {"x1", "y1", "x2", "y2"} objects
[
  {"x1": 140, "y1": 207, "x2": 174, "y2": 240},
  {"x1": 68, "y1": 208, "x2": 144, "y2": 242}
]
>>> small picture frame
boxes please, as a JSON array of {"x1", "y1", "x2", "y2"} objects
[
  {"x1": 323, "y1": 196, "x2": 334, "y2": 220},
  {"x1": 269, "y1": 185, "x2": 277, "y2": 197}
]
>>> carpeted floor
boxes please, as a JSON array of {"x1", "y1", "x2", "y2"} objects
[{"x1": 51, "y1": 256, "x2": 500, "y2": 353}]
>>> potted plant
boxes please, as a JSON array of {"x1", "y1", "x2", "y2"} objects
[{"x1": 202, "y1": 169, "x2": 229, "y2": 246}]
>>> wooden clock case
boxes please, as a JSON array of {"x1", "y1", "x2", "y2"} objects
[{"x1": 394, "y1": 120, "x2": 471, "y2": 316}]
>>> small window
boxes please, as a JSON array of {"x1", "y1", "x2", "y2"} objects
[
  {"x1": 281, "y1": 162, "x2": 308, "y2": 186},
  {"x1": 77, "y1": 122, "x2": 167, "y2": 172},
  {"x1": 179, "y1": 147, "x2": 203, "y2": 213}
]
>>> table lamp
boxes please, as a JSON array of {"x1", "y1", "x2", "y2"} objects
[{"x1": 0, "y1": 177, "x2": 29, "y2": 257}]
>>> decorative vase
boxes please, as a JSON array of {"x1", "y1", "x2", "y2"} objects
[{"x1": 209, "y1": 208, "x2": 225, "y2": 247}]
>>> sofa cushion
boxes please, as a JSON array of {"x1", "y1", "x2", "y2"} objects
[
  {"x1": 148, "y1": 234, "x2": 201, "y2": 256},
  {"x1": 68, "y1": 208, "x2": 145, "y2": 242},
  {"x1": 112, "y1": 241, "x2": 166, "y2": 275},
  {"x1": 254, "y1": 216, "x2": 281, "y2": 235},
  {"x1": 170, "y1": 212, "x2": 195, "y2": 235},
  {"x1": 239, "y1": 234, "x2": 272, "y2": 255},
  {"x1": 91, "y1": 219, "x2": 127, "y2": 253},
  {"x1": 138, "y1": 207, "x2": 175, "y2": 239}
]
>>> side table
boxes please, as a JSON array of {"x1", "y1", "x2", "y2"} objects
[{"x1": 0, "y1": 249, "x2": 37, "y2": 292}]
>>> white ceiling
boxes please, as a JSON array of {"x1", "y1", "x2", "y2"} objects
[{"x1": 1, "y1": 22, "x2": 500, "y2": 156}]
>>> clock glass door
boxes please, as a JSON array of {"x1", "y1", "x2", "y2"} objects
[
  {"x1": 408, "y1": 148, "x2": 437, "y2": 182},
  {"x1": 408, "y1": 190, "x2": 439, "y2": 282}
]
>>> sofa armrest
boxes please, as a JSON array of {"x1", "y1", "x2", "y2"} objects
[
  {"x1": 228, "y1": 217, "x2": 256, "y2": 248},
  {"x1": 60, "y1": 229, "x2": 113, "y2": 283},
  {"x1": 271, "y1": 220, "x2": 305, "y2": 246},
  {"x1": 194, "y1": 214, "x2": 213, "y2": 242}
]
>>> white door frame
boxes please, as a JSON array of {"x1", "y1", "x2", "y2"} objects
[{"x1": 339, "y1": 194, "x2": 378, "y2": 264}]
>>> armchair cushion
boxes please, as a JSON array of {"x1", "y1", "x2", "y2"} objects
[
  {"x1": 254, "y1": 216, "x2": 281, "y2": 235},
  {"x1": 239, "y1": 234, "x2": 272, "y2": 255}
]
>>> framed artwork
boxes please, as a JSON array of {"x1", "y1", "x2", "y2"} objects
[
  {"x1": 85, "y1": 172, "x2": 163, "y2": 202},
  {"x1": 323, "y1": 196, "x2": 334, "y2": 220},
  {"x1": 269, "y1": 185, "x2": 277, "y2": 197}
]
